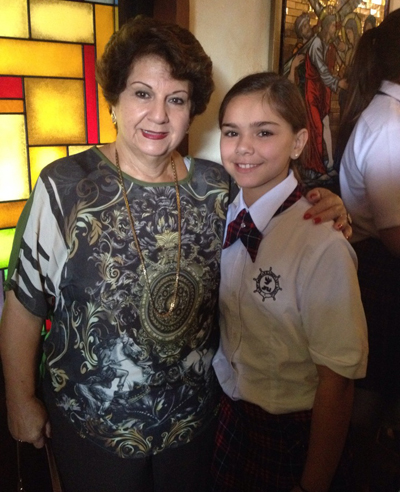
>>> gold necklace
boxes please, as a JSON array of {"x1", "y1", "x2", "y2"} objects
[{"x1": 115, "y1": 148, "x2": 181, "y2": 318}]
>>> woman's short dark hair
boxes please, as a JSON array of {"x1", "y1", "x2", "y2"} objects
[{"x1": 96, "y1": 16, "x2": 214, "y2": 119}]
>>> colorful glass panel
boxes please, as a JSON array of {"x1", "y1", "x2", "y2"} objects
[
  {"x1": 69, "y1": 145, "x2": 94, "y2": 156},
  {"x1": 29, "y1": 147, "x2": 67, "y2": 187},
  {"x1": 30, "y1": 0, "x2": 94, "y2": 43},
  {"x1": 0, "y1": 201, "x2": 26, "y2": 229},
  {"x1": 0, "y1": 115, "x2": 29, "y2": 201},
  {"x1": 96, "y1": 4, "x2": 117, "y2": 143},
  {"x1": 0, "y1": 77, "x2": 23, "y2": 98},
  {"x1": 0, "y1": 100, "x2": 24, "y2": 113},
  {"x1": 0, "y1": 39, "x2": 83, "y2": 78},
  {"x1": 25, "y1": 78, "x2": 86, "y2": 146},
  {"x1": 0, "y1": 0, "x2": 29, "y2": 38},
  {"x1": 84, "y1": 45, "x2": 99, "y2": 144},
  {"x1": 0, "y1": 229, "x2": 16, "y2": 269}
]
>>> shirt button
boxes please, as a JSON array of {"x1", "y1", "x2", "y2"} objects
[{"x1": 240, "y1": 223, "x2": 246, "y2": 228}]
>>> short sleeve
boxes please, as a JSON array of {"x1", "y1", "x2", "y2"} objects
[
  {"x1": 5, "y1": 176, "x2": 67, "y2": 318},
  {"x1": 300, "y1": 237, "x2": 368, "y2": 379}
]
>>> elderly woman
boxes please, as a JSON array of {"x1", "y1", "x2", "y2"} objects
[{"x1": 0, "y1": 16, "x2": 350, "y2": 492}]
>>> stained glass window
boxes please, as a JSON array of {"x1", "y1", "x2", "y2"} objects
[{"x1": 0, "y1": 0, "x2": 118, "y2": 315}]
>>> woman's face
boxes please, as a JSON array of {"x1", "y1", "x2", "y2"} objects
[{"x1": 113, "y1": 56, "x2": 191, "y2": 161}]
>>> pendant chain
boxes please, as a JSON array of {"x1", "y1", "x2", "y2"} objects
[{"x1": 115, "y1": 148, "x2": 181, "y2": 318}]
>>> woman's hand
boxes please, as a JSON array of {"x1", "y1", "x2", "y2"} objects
[
  {"x1": 7, "y1": 396, "x2": 51, "y2": 449},
  {"x1": 304, "y1": 188, "x2": 352, "y2": 239}
]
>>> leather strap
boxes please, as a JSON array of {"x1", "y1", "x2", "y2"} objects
[{"x1": 45, "y1": 442, "x2": 63, "y2": 492}]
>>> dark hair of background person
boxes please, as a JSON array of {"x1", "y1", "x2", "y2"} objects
[
  {"x1": 218, "y1": 71, "x2": 309, "y2": 178},
  {"x1": 96, "y1": 15, "x2": 214, "y2": 120},
  {"x1": 335, "y1": 9, "x2": 400, "y2": 165}
]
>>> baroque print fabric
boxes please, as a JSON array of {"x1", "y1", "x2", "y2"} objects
[{"x1": 6, "y1": 147, "x2": 230, "y2": 458}]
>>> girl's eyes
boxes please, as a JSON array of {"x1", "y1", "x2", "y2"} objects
[{"x1": 222, "y1": 130, "x2": 273, "y2": 137}]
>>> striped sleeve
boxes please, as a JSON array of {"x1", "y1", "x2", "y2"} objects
[{"x1": 5, "y1": 176, "x2": 67, "y2": 318}]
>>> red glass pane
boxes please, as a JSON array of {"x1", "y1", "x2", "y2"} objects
[
  {"x1": 84, "y1": 44, "x2": 98, "y2": 144},
  {"x1": 0, "y1": 76, "x2": 23, "y2": 98}
]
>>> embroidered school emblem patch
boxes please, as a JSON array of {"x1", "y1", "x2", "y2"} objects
[{"x1": 253, "y1": 267, "x2": 282, "y2": 301}]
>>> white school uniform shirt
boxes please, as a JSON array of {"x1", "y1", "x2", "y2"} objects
[
  {"x1": 340, "y1": 80, "x2": 400, "y2": 243},
  {"x1": 213, "y1": 172, "x2": 368, "y2": 414}
]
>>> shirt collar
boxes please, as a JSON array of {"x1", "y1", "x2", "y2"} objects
[
  {"x1": 229, "y1": 171, "x2": 299, "y2": 232},
  {"x1": 379, "y1": 80, "x2": 400, "y2": 103}
]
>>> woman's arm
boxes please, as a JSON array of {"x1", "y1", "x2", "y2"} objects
[
  {"x1": 295, "y1": 365, "x2": 354, "y2": 492},
  {"x1": 304, "y1": 188, "x2": 352, "y2": 239},
  {"x1": 0, "y1": 290, "x2": 50, "y2": 449}
]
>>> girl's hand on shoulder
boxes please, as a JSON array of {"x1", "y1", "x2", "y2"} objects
[{"x1": 304, "y1": 188, "x2": 352, "y2": 240}]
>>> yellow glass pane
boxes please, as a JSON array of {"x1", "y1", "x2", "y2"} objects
[
  {"x1": 0, "y1": 100, "x2": 24, "y2": 113},
  {"x1": 68, "y1": 145, "x2": 93, "y2": 156},
  {"x1": 0, "y1": 228, "x2": 15, "y2": 270},
  {"x1": 0, "y1": 39, "x2": 83, "y2": 78},
  {"x1": 25, "y1": 78, "x2": 86, "y2": 146},
  {"x1": 29, "y1": 147, "x2": 67, "y2": 187},
  {"x1": 0, "y1": 0, "x2": 29, "y2": 38},
  {"x1": 0, "y1": 115, "x2": 29, "y2": 201},
  {"x1": 31, "y1": 0, "x2": 94, "y2": 43},
  {"x1": 0, "y1": 201, "x2": 26, "y2": 229},
  {"x1": 96, "y1": 4, "x2": 117, "y2": 144},
  {"x1": 95, "y1": 4, "x2": 116, "y2": 59}
]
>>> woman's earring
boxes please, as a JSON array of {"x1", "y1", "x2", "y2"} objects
[{"x1": 111, "y1": 110, "x2": 117, "y2": 125}]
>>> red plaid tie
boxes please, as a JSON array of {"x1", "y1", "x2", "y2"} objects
[
  {"x1": 223, "y1": 209, "x2": 262, "y2": 262},
  {"x1": 223, "y1": 185, "x2": 303, "y2": 262}
]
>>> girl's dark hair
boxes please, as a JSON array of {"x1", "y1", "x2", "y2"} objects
[
  {"x1": 96, "y1": 16, "x2": 214, "y2": 119},
  {"x1": 219, "y1": 72, "x2": 308, "y2": 172},
  {"x1": 336, "y1": 9, "x2": 400, "y2": 164}
]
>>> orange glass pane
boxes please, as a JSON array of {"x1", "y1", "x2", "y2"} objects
[
  {"x1": 95, "y1": 4, "x2": 116, "y2": 59},
  {"x1": 25, "y1": 78, "x2": 86, "y2": 146},
  {"x1": 0, "y1": 0, "x2": 29, "y2": 39},
  {"x1": 96, "y1": 4, "x2": 117, "y2": 144},
  {"x1": 0, "y1": 100, "x2": 24, "y2": 113},
  {"x1": 0, "y1": 115, "x2": 29, "y2": 201},
  {"x1": 0, "y1": 39, "x2": 83, "y2": 78},
  {"x1": 31, "y1": 0, "x2": 94, "y2": 43},
  {"x1": 0, "y1": 201, "x2": 26, "y2": 229},
  {"x1": 29, "y1": 147, "x2": 67, "y2": 187}
]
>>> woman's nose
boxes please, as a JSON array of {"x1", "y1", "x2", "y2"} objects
[{"x1": 148, "y1": 99, "x2": 168, "y2": 123}]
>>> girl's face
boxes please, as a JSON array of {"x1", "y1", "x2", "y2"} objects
[{"x1": 220, "y1": 92, "x2": 307, "y2": 207}]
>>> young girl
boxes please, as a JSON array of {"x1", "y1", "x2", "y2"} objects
[{"x1": 211, "y1": 72, "x2": 368, "y2": 492}]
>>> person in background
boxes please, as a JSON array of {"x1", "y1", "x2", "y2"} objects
[
  {"x1": 337, "y1": 9, "x2": 400, "y2": 491},
  {"x1": 0, "y1": 16, "x2": 352, "y2": 492},
  {"x1": 212, "y1": 72, "x2": 368, "y2": 492}
]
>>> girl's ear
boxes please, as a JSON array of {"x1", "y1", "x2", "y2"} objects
[{"x1": 290, "y1": 128, "x2": 308, "y2": 159}]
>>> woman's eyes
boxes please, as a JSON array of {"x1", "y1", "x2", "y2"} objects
[
  {"x1": 168, "y1": 97, "x2": 186, "y2": 105},
  {"x1": 135, "y1": 91, "x2": 150, "y2": 99},
  {"x1": 133, "y1": 91, "x2": 186, "y2": 105}
]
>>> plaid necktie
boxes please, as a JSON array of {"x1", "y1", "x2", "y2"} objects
[
  {"x1": 223, "y1": 209, "x2": 262, "y2": 262},
  {"x1": 223, "y1": 185, "x2": 303, "y2": 262}
]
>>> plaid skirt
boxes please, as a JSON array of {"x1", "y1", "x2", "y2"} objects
[
  {"x1": 211, "y1": 394, "x2": 353, "y2": 492},
  {"x1": 353, "y1": 238, "x2": 400, "y2": 397}
]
